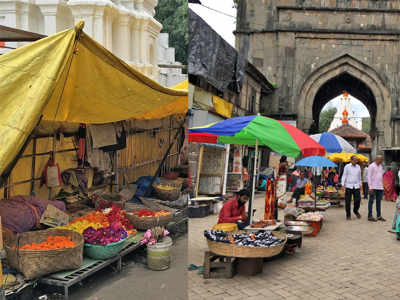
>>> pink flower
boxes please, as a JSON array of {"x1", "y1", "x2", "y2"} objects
[
  {"x1": 144, "y1": 230, "x2": 152, "y2": 240},
  {"x1": 163, "y1": 230, "x2": 169, "y2": 237}
]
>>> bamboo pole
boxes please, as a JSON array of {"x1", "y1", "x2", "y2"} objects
[{"x1": 195, "y1": 145, "x2": 204, "y2": 198}]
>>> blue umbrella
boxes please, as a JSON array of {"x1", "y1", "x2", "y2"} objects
[
  {"x1": 295, "y1": 156, "x2": 338, "y2": 167},
  {"x1": 295, "y1": 156, "x2": 337, "y2": 209},
  {"x1": 310, "y1": 132, "x2": 355, "y2": 153}
]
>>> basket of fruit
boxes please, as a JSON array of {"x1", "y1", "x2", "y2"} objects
[
  {"x1": 125, "y1": 209, "x2": 173, "y2": 230},
  {"x1": 204, "y1": 230, "x2": 287, "y2": 258},
  {"x1": 153, "y1": 182, "x2": 182, "y2": 201}
]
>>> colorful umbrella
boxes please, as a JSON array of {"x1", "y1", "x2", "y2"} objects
[
  {"x1": 295, "y1": 156, "x2": 338, "y2": 168},
  {"x1": 310, "y1": 132, "x2": 356, "y2": 153},
  {"x1": 328, "y1": 153, "x2": 369, "y2": 163},
  {"x1": 189, "y1": 115, "x2": 326, "y2": 226},
  {"x1": 295, "y1": 156, "x2": 337, "y2": 209},
  {"x1": 189, "y1": 115, "x2": 326, "y2": 158}
]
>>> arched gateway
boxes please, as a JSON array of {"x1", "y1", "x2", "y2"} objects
[{"x1": 235, "y1": 0, "x2": 400, "y2": 158}]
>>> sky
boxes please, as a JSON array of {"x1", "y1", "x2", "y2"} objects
[{"x1": 189, "y1": 1, "x2": 370, "y2": 118}]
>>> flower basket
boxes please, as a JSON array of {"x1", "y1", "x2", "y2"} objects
[
  {"x1": 125, "y1": 213, "x2": 173, "y2": 231},
  {"x1": 84, "y1": 238, "x2": 126, "y2": 260},
  {"x1": 5, "y1": 229, "x2": 84, "y2": 280}
]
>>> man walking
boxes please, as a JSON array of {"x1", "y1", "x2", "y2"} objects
[
  {"x1": 341, "y1": 156, "x2": 362, "y2": 220},
  {"x1": 368, "y1": 155, "x2": 386, "y2": 222}
]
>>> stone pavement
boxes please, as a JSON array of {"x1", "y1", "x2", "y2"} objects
[{"x1": 188, "y1": 193, "x2": 400, "y2": 300}]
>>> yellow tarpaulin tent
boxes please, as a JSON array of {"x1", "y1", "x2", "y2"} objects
[{"x1": 0, "y1": 21, "x2": 187, "y2": 176}]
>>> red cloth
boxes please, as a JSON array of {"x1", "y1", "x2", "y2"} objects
[
  {"x1": 264, "y1": 179, "x2": 276, "y2": 220},
  {"x1": 384, "y1": 171, "x2": 397, "y2": 201},
  {"x1": 218, "y1": 198, "x2": 248, "y2": 224}
]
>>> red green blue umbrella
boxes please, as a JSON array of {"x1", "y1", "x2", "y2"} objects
[{"x1": 189, "y1": 115, "x2": 325, "y2": 158}]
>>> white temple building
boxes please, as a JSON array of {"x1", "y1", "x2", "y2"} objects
[
  {"x1": 0, "y1": 0, "x2": 186, "y2": 85},
  {"x1": 158, "y1": 32, "x2": 187, "y2": 87},
  {"x1": 329, "y1": 92, "x2": 363, "y2": 131}
]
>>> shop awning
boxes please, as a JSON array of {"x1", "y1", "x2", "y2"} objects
[{"x1": 0, "y1": 21, "x2": 188, "y2": 176}]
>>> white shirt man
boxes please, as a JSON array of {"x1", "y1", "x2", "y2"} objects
[
  {"x1": 341, "y1": 156, "x2": 362, "y2": 220},
  {"x1": 341, "y1": 163, "x2": 362, "y2": 189}
]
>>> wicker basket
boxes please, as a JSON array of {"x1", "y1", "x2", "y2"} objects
[
  {"x1": 153, "y1": 182, "x2": 182, "y2": 201},
  {"x1": 5, "y1": 229, "x2": 84, "y2": 280},
  {"x1": 206, "y1": 231, "x2": 287, "y2": 258},
  {"x1": 125, "y1": 212, "x2": 173, "y2": 231}
]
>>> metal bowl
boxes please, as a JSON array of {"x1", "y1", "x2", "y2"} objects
[
  {"x1": 285, "y1": 225, "x2": 313, "y2": 235},
  {"x1": 284, "y1": 221, "x2": 309, "y2": 226}
]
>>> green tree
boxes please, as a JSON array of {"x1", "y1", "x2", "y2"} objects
[
  {"x1": 155, "y1": 0, "x2": 188, "y2": 67},
  {"x1": 362, "y1": 117, "x2": 371, "y2": 133},
  {"x1": 319, "y1": 108, "x2": 337, "y2": 132}
]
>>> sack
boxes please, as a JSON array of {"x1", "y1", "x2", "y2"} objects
[{"x1": 47, "y1": 166, "x2": 61, "y2": 187}]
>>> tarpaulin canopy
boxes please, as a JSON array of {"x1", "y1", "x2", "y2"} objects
[
  {"x1": 327, "y1": 153, "x2": 369, "y2": 163},
  {"x1": 171, "y1": 79, "x2": 188, "y2": 91},
  {"x1": 0, "y1": 21, "x2": 187, "y2": 176}
]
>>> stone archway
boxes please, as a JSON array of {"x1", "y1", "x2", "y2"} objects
[{"x1": 297, "y1": 54, "x2": 392, "y2": 153}]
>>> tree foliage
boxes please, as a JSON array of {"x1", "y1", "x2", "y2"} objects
[
  {"x1": 319, "y1": 108, "x2": 337, "y2": 133},
  {"x1": 362, "y1": 117, "x2": 371, "y2": 134},
  {"x1": 155, "y1": 0, "x2": 188, "y2": 66}
]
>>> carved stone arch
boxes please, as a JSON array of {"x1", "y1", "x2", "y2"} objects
[{"x1": 297, "y1": 54, "x2": 392, "y2": 149}]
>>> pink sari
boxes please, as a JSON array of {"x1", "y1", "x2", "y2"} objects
[{"x1": 383, "y1": 171, "x2": 397, "y2": 201}]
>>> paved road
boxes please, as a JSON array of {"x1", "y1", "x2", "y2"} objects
[
  {"x1": 46, "y1": 235, "x2": 188, "y2": 300},
  {"x1": 189, "y1": 194, "x2": 400, "y2": 300}
]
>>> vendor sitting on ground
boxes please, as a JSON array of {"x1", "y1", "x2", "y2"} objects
[
  {"x1": 288, "y1": 171, "x2": 308, "y2": 206},
  {"x1": 218, "y1": 189, "x2": 250, "y2": 229}
]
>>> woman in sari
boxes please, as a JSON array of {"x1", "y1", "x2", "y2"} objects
[{"x1": 384, "y1": 167, "x2": 397, "y2": 202}]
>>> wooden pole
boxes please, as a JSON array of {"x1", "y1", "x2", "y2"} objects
[
  {"x1": 222, "y1": 144, "x2": 230, "y2": 195},
  {"x1": 195, "y1": 145, "x2": 204, "y2": 198},
  {"x1": 249, "y1": 139, "x2": 259, "y2": 226},
  {"x1": 30, "y1": 138, "x2": 36, "y2": 195}
]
